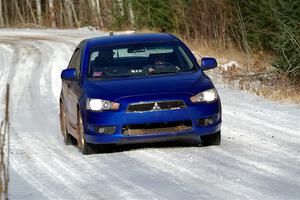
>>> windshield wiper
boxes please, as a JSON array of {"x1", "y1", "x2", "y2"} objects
[{"x1": 150, "y1": 71, "x2": 179, "y2": 75}]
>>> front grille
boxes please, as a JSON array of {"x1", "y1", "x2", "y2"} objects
[
  {"x1": 127, "y1": 100, "x2": 186, "y2": 112},
  {"x1": 122, "y1": 120, "x2": 192, "y2": 136}
]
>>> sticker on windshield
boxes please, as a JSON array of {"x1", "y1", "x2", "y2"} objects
[{"x1": 93, "y1": 71, "x2": 103, "y2": 77}]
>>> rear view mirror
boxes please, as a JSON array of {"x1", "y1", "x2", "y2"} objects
[
  {"x1": 201, "y1": 57, "x2": 217, "y2": 70},
  {"x1": 61, "y1": 68, "x2": 77, "y2": 80}
]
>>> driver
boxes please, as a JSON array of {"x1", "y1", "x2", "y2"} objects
[
  {"x1": 91, "y1": 49, "x2": 114, "y2": 77},
  {"x1": 151, "y1": 54, "x2": 167, "y2": 65},
  {"x1": 148, "y1": 53, "x2": 179, "y2": 74},
  {"x1": 95, "y1": 49, "x2": 114, "y2": 67}
]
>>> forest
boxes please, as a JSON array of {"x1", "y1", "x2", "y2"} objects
[{"x1": 0, "y1": 0, "x2": 299, "y2": 81}]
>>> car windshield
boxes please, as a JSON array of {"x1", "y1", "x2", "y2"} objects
[{"x1": 88, "y1": 42, "x2": 196, "y2": 79}]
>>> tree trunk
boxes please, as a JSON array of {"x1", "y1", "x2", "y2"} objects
[
  {"x1": 78, "y1": 0, "x2": 86, "y2": 24},
  {"x1": 14, "y1": 0, "x2": 24, "y2": 24},
  {"x1": 48, "y1": 0, "x2": 56, "y2": 28},
  {"x1": 0, "y1": 0, "x2": 3, "y2": 27},
  {"x1": 26, "y1": 0, "x2": 37, "y2": 24},
  {"x1": 89, "y1": 0, "x2": 98, "y2": 26},
  {"x1": 90, "y1": 0, "x2": 104, "y2": 28},
  {"x1": 64, "y1": 0, "x2": 73, "y2": 27},
  {"x1": 64, "y1": 0, "x2": 79, "y2": 28},
  {"x1": 147, "y1": 0, "x2": 150, "y2": 22},
  {"x1": 69, "y1": 0, "x2": 79, "y2": 27},
  {"x1": 58, "y1": 1, "x2": 62, "y2": 27},
  {"x1": 101, "y1": 0, "x2": 110, "y2": 28},
  {"x1": 2, "y1": 0, "x2": 8, "y2": 26},
  {"x1": 35, "y1": 0, "x2": 42, "y2": 25},
  {"x1": 95, "y1": 0, "x2": 104, "y2": 28},
  {"x1": 178, "y1": 0, "x2": 189, "y2": 35},
  {"x1": 117, "y1": 0, "x2": 124, "y2": 16},
  {"x1": 128, "y1": 0, "x2": 135, "y2": 28}
]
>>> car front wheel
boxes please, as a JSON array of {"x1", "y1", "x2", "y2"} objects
[
  {"x1": 77, "y1": 110, "x2": 98, "y2": 155},
  {"x1": 60, "y1": 102, "x2": 74, "y2": 145}
]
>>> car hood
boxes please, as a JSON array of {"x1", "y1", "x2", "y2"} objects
[{"x1": 84, "y1": 72, "x2": 213, "y2": 101}]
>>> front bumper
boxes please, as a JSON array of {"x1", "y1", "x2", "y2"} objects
[{"x1": 83, "y1": 100, "x2": 221, "y2": 144}]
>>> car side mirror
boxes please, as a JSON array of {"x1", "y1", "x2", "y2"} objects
[
  {"x1": 201, "y1": 57, "x2": 217, "y2": 70},
  {"x1": 61, "y1": 68, "x2": 77, "y2": 80}
]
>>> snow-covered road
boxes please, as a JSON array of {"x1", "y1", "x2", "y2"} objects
[{"x1": 0, "y1": 29, "x2": 299, "y2": 200}]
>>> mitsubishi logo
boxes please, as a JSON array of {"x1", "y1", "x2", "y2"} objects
[{"x1": 152, "y1": 102, "x2": 161, "y2": 110}]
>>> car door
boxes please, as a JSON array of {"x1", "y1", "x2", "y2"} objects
[
  {"x1": 62, "y1": 48, "x2": 77, "y2": 125},
  {"x1": 65, "y1": 48, "x2": 83, "y2": 136}
]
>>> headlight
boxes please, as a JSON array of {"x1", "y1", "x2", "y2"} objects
[
  {"x1": 190, "y1": 89, "x2": 218, "y2": 103},
  {"x1": 86, "y1": 98, "x2": 120, "y2": 111}
]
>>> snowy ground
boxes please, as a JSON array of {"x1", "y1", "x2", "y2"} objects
[{"x1": 0, "y1": 29, "x2": 299, "y2": 200}]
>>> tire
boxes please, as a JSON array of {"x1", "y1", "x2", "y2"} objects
[
  {"x1": 60, "y1": 102, "x2": 74, "y2": 145},
  {"x1": 201, "y1": 131, "x2": 221, "y2": 146},
  {"x1": 77, "y1": 110, "x2": 98, "y2": 155}
]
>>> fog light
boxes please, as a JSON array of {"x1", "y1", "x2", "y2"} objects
[
  {"x1": 94, "y1": 126, "x2": 116, "y2": 134},
  {"x1": 198, "y1": 118, "x2": 214, "y2": 126},
  {"x1": 98, "y1": 128, "x2": 105, "y2": 134}
]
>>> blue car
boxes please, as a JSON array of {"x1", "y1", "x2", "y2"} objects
[{"x1": 59, "y1": 33, "x2": 221, "y2": 154}]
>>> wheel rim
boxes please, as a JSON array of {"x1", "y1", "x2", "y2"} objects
[
  {"x1": 60, "y1": 103, "x2": 67, "y2": 139},
  {"x1": 81, "y1": 136, "x2": 85, "y2": 149},
  {"x1": 77, "y1": 112, "x2": 85, "y2": 150}
]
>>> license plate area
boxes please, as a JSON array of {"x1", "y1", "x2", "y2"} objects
[{"x1": 122, "y1": 120, "x2": 192, "y2": 136}]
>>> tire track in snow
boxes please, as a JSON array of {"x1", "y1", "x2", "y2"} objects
[
  {"x1": 4, "y1": 40, "x2": 69, "y2": 199},
  {"x1": 6, "y1": 38, "x2": 105, "y2": 199},
  {"x1": 5, "y1": 35, "x2": 158, "y2": 200},
  {"x1": 127, "y1": 149, "x2": 271, "y2": 200},
  {"x1": 0, "y1": 43, "x2": 13, "y2": 121}
]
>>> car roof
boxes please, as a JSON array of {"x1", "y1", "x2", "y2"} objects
[{"x1": 83, "y1": 33, "x2": 179, "y2": 48}]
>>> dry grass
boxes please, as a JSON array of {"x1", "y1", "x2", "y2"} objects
[{"x1": 185, "y1": 38, "x2": 300, "y2": 104}]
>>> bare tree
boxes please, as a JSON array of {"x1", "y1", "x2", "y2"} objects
[
  {"x1": 78, "y1": 0, "x2": 87, "y2": 24},
  {"x1": 26, "y1": 0, "x2": 37, "y2": 24},
  {"x1": 95, "y1": 0, "x2": 104, "y2": 28},
  {"x1": 2, "y1": 0, "x2": 7, "y2": 26},
  {"x1": 70, "y1": 0, "x2": 79, "y2": 27},
  {"x1": 101, "y1": 0, "x2": 112, "y2": 28},
  {"x1": 117, "y1": 0, "x2": 124, "y2": 16},
  {"x1": 89, "y1": 0, "x2": 104, "y2": 28},
  {"x1": 14, "y1": 0, "x2": 24, "y2": 24},
  {"x1": 58, "y1": 0, "x2": 64, "y2": 27},
  {"x1": 48, "y1": 0, "x2": 56, "y2": 28},
  {"x1": 180, "y1": 0, "x2": 189, "y2": 35},
  {"x1": 0, "y1": 0, "x2": 3, "y2": 27},
  {"x1": 64, "y1": 0, "x2": 79, "y2": 27},
  {"x1": 64, "y1": 0, "x2": 73, "y2": 27},
  {"x1": 128, "y1": 0, "x2": 135, "y2": 28},
  {"x1": 35, "y1": 0, "x2": 42, "y2": 24},
  {"x1": 89, "y1": 0, "x2": 98, "y2": 26}
]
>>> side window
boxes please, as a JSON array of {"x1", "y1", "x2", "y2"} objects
[
  {"x1": 178, "y1": 46, "x2": 193, "y2": 69},
  {"x1": 74, "y1": 48, "x2": 82, "y2": 76},
  {"x1": 67, "y1": 48, "x2": 82, "y2": 76},
  {"x1": 68, "y1": 50, "x2": 78, "y2": 69}
]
